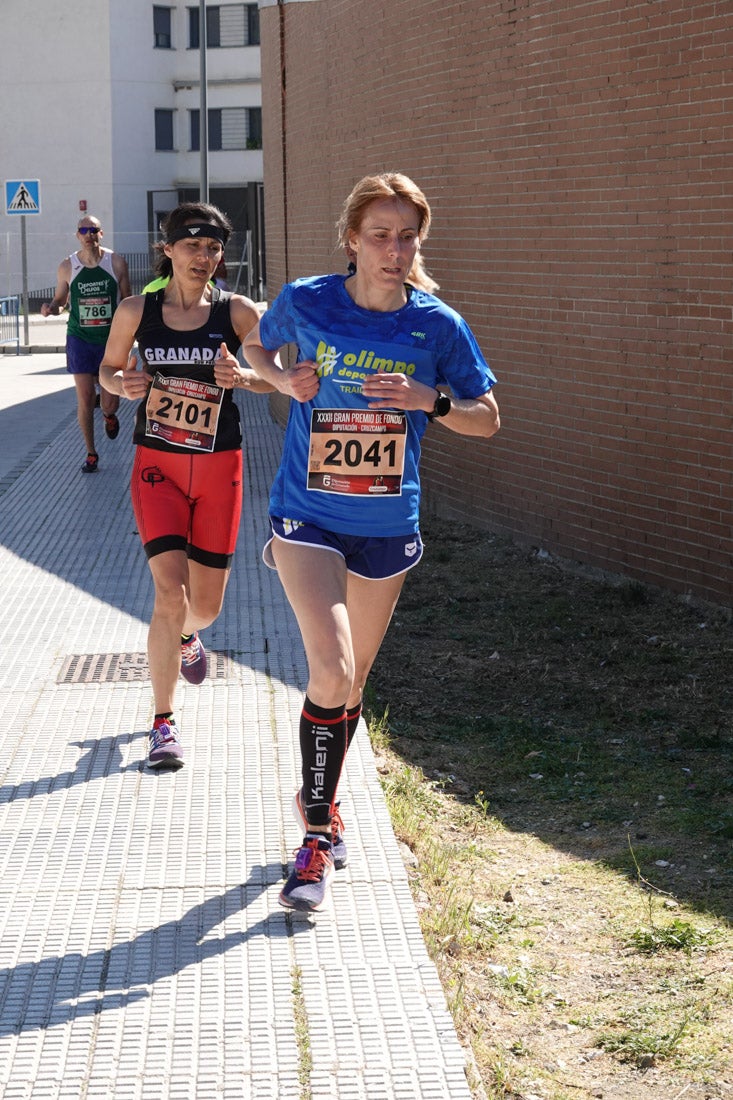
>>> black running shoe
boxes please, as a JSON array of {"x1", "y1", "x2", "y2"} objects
[{"x1": 81, "y1": 453, "x2": 99, "y2": 473}]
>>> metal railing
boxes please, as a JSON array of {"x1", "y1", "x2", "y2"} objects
[{"x1": 0, "y1": 296, "x2": 20, "y2": 354}]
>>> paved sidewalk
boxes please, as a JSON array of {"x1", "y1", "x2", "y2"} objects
[{"x1": 0, "y1": 347, "x2": 473, "y2": 1098}]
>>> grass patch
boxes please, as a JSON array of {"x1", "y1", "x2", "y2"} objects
[
  {"x1": 627, "y1": 919, "x2": 722, "y2": 955},
  {"x1": 597, "y1": 1016, "x2": 691, "y2": 1066},
  {"x1": 291, "y1": 964, "x2": 311, "y2": 1099}
]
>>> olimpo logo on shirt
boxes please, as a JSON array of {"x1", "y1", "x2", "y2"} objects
[{"x1": 315, "y1": 338, "x2": 418, "y2": 380}]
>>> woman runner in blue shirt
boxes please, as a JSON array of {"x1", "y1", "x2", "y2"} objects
[{"x1": 244, "y1": 173, "x2": 500, "y2": 912}]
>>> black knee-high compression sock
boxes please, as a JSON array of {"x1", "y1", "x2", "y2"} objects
[{"x1": 299, "y1": 697, "x2": 347, "y2": 827}]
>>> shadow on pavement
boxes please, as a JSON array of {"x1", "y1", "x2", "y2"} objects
[{"x1": 0, "y1": 871, "x2": 305, "y2": 1038}]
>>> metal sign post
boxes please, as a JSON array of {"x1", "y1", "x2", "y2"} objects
[
  {"x1": 199, "y1": 0, "x2": 209, "y2": 202},
  {"x1": 5, "y1": 179, "x2": 41, "y2": 347},
  {"x1": 20, "y1": 215, "x2": 29, "y2": 345}
]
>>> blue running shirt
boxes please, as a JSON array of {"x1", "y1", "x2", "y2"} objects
[{"x1": 259, "y1": 274, "x2": 496, "y2": 536}]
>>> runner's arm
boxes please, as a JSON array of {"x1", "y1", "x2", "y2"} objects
[
  {"x1": 113, "y1": 253, "x2": 132, "y2": 300},
  {"x1": 427, "y1": 388, "x2": 500, "y2": 439},
  {"x1": 99, "y1": 296, "x2": 151, "y2": 400},
  {"x1": 216, "y1": 297, "x2": 275, "y2": 393},
  {"x1": 40, "y1": 258, "x2": 71, "y2": 316},
  {"x1": 242, "y1": 321, "x2": 319, "y2": 403},
  {"x1": 361, "y1": 372, "x2": 501, "y2": 440}
]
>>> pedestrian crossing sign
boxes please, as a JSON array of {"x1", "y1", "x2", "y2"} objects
[{"x1": 5, "y1": 179, "x2": 41, "y2": 215}]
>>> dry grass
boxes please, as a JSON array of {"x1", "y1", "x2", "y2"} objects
[{"x1": 366, "y1": 515, "x2": 733, "y2": 1100}]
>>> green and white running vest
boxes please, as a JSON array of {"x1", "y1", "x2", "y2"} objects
[{"x1": 67, "y1": 248, "x2": 120, "y2": 345}]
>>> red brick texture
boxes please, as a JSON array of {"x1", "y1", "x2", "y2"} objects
[{"x1": 259, "y1": 1, "x2": 732, "y2": 606}]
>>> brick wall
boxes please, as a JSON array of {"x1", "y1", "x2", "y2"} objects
[{"x1": 259, "y1": 0, "x2": 733, "y2": 606}]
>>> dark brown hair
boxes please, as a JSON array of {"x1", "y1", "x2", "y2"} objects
[{"x1": 153, "y1": 202, "x2": 233, "y2": 278}]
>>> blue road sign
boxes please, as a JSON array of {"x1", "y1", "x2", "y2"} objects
[{"x1": 5, "y1": 180, "x2": 41, "y2": 215}]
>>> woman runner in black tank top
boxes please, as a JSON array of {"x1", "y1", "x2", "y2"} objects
[{"x1": 99, "y1": 202, "x2": 272, "y2": 770}]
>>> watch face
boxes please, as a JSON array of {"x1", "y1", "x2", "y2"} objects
[{"x1": 435, "y1": 393, "x2": 451, "y2": 417}]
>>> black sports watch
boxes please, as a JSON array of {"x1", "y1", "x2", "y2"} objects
[{"x1": 427, "y1": 390, "x2": 452, "y2": 421}]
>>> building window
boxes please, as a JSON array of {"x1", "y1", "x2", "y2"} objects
[
  {"x1": 246, "y1": 107, "x2": 262, "y2": 148},
  {"x1": 247, "y1": 4, "x2": 260, "y2": 45},
  {"x1": 153, "y1": 6, "x2": 173, "y2": 48},
  {"x1": 190, "y1": 107, "x2": 262, "y2": 151},
  {"x1": 155, "y1": 109, "x2": 175, "y2": 151},
  {"x1": 188, "y1": 4, "x2": 260, "y2": 48}
]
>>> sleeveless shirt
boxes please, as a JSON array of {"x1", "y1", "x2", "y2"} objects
[
  {"x1": 67, "y1": 248, "x2": 120, "y2": 345},
  {"x1": 132, "y1": 288, "x2": 242, "y2": 454}
]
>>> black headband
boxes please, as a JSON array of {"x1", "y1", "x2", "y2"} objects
[{"x1": 166, "y1": 222, "x2": 227, "y2": 245}]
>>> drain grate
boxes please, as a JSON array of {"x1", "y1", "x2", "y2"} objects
[{"x1": 57, "y1": 650, "x2": 234, "y2": 684}]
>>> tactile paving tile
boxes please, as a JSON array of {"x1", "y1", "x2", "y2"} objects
[{"x1": 0, "y1": 384, "x2": 472, "y2": 1098}]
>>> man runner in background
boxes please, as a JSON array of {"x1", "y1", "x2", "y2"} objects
[{"x1": 41, "y1": 215, "x2": 131, "y2": 472}]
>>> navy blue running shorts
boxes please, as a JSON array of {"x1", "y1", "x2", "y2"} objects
[
  {"x1": 66, "y1": 333, "x2": 106, "y2": 375},
  {"x1": 263, "y1": 516, "x2": 423, "y2": 580}
]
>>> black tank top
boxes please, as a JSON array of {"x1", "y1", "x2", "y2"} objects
[{"x1": 132, "y1": 287, "x2": 242, "y2": 453}]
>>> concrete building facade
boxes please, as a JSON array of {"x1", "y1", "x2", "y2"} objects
[
  {"x1": 258, "y1": 0, "x2": 733, "y2": 607},
  {"x1": 0, "y1": 0, "x2": 263, "y2": 296}
]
